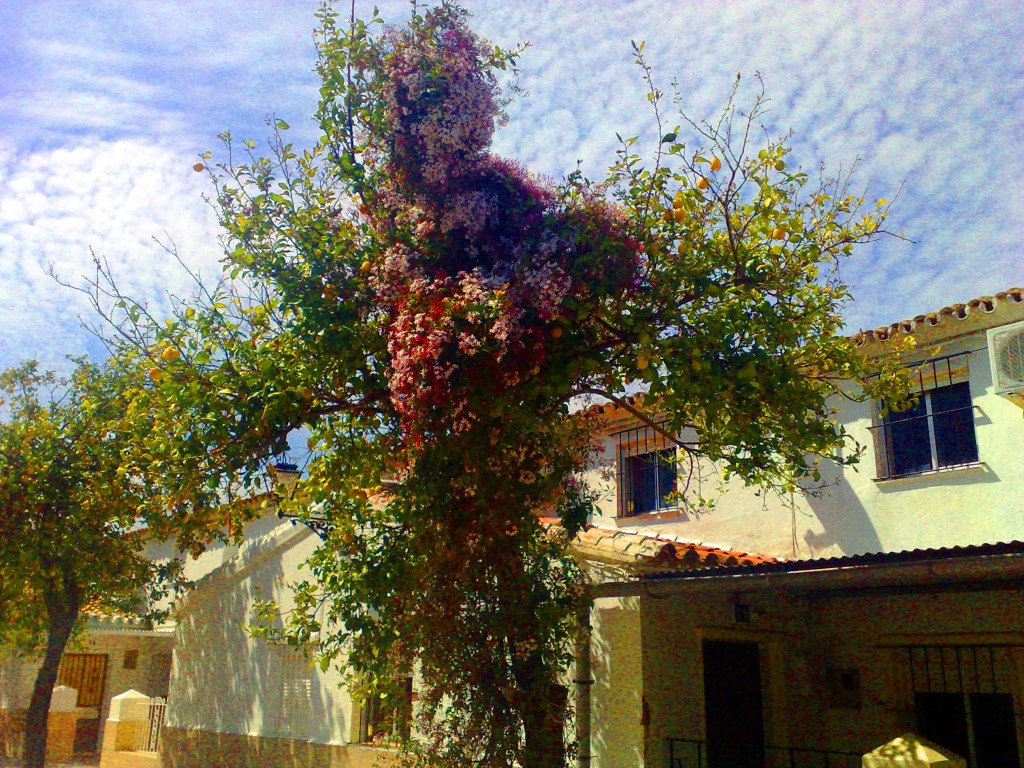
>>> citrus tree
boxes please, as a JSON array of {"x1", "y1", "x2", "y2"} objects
[
  {"x1": 86, "y1": 3, "x2": 910, "y2": 766},
  {"x1": 0, "y1": 360, "x2": 186, "y2": 768}
]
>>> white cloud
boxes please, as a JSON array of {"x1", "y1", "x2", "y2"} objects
[
  {"x1": 0, "y1": 0, "x2": 1020, "y2": 371},
  {"x1": 0, "y1": 138, "x2": 222, "y2": 370}
]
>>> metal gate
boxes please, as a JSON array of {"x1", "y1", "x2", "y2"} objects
[{"x1": 133, "y1": 698, "x2": 166, "y2": 753}]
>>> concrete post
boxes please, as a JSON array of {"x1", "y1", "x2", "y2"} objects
[
  {"x1": 99, "y1": 690, "x2": 151, "y2": 768},
  {"x1": 46, "y1": 686, "x2": 80, "y2": 765}
]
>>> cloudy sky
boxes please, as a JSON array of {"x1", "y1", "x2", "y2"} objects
[{"x1": 1, "y1": 0, "x2": 1021, "y2": 373}]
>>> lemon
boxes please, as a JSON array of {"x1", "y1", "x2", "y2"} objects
[
  {"x1": 696, "y1": 176, "x2": 710, "y2": 191},
  {"x1": 160, "y1": 347, "x2": 181, "y2": 363},
  {"x1": 709, "y1": 156, "x2": 722, "y2": 172}
]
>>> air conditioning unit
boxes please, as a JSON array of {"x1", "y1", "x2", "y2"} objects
[{"x1": 988, "y1": 320, "x2": 1024, "y2": 408}]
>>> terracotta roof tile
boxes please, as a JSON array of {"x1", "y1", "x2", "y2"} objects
[
  {"x1": 854, "y1": 287, "x2": 1023, "y2": 344},
  {"x1": 581, "y1": 393, "x2": 646, "y2": 418},
  {"x1": 571, "y1": 525, "x2": 777, "y2": 570}
]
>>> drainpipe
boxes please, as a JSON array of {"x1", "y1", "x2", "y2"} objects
[{"x1": 575, "y1": 600, "x2": 593, "y2": 768}]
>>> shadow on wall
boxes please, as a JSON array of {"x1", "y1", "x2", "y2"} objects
[
  {"x1": 802, "y1": 459, "x2": 883, "y2": 558},
  {"x1": 163, "y1": 527, "x2": 345, "y2": 768}
]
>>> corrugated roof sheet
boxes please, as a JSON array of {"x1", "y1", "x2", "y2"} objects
[{"x1": 642, "y1": 539, "x2": 1024, "y2": 581}]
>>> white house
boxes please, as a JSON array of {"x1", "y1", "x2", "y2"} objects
[
  {"x1": 9, "y1": 286, "x2": 1020, "y2": 768},
  {"x1": 582, "y1": 286, "x2": 1024, "y2": 768}
]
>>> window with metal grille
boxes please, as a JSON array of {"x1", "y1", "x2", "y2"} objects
[
  {"x1": 614, "y1": 422, "x2": 677, "y2": 516},
  {"x1": 272, "y1": 646, "x2": 312, "y2": 739},
  {"x1": 873, "y1": 352, "x2": 979, "y2": 480},
  {"x1": 903, "y1": 645, "x2": 1021, "y2": 768},
  {"x1": 147, "y1": 653, "x2": 173, "y2": 698}
]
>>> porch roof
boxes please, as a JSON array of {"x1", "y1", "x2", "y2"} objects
[{"x1": 593, "y1": 540, "x2": 1024, "y2": 598}]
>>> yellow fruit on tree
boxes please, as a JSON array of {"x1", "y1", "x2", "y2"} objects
[
  {"x1": 193, "y1": 162, "x2": 205, "y2": 173},
  {"x1": 709, "y1": 156, "x2": 722, "y2": 172},
  {"x1": 772, "y1": 226, "x2": 787, "y2": 240},
  {"x1": 360, "y1": 260, "x2": 372, "y2": 273},
  {"x1": 147, "y1": 367, "x2": 162, "y2": 382},
  {"x1": 160, "y1": 347, "x2": 181, "y2": 363},
  {"x1": 637, "y1": 354, "x2": 650, "y2": 371},
  {"x1": 672, "y1": 191, "x2": 686, "y2": 209},
  {"x1": 696, "y1": 176, "x2": 710, "y2": 190},
  {"x1": 673, "y1": 207, "x2": 687, "y2": 223},
  {"x1": 551, "y1": 326, "x2": 563, "y2": 339}
]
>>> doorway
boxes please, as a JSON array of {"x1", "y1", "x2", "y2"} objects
[{"x1": 703, "y1": 639, "x2": 765, "y2": 768}]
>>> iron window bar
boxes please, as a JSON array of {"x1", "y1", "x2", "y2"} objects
[
  {"x1": 612, "y1": 421, "x2": 678, "y2": 517},
  {"x1": 872, "y1": 359, "x2": 980, "y2": 478}
]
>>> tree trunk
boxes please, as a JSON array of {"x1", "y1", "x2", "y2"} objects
[
  {"x1": 22, "y1": 577, "x2": 80, "y2": 768},
  {"x1": 516, "y1": 656, "x2": 569, "y2": 768}
]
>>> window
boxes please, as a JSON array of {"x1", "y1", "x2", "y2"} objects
[
  {"x1": 147, "y1": 653, "x2": 173, "y2": 698},
  {"x1": 123, "y1": 650, "x2": 138, "y2": 670},
  {"x1": 272, "y1": 646, "x2": 312, "y2": 739},
  {"x1": 905, "y1": 645, "x2": 1020, "y2": 768},
  {"x1": 615, "y1": 423, "x2": 677, "y2": 516},
  {"x1": 356, "y1": 676, "x2": 413, "y2": 744},
  {"x1": 874, "y1": 352, "x2": 979, "y2": 480}
]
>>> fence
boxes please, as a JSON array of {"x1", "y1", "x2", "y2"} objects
[{"x1": 132, "y1": 697, "x2": 166, "y2": 753}]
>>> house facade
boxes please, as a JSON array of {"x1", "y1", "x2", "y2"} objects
[
  {"x1": 7, "y1": 287, "x2": 1020, "y2": 768},
  {"x1": 581, "y1": 287, "x2": 1024, "y2": 767},
  {"x1": 0, "y1": 504, "x2": 283, "y2": 761}
]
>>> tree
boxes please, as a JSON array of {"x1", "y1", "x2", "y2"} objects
[
  {"x1": 84, "y1": 3, "x2": 911, "y2": 766},
  {"x1": 0, "y1": 361, "x2": 184, "y2": 768}
]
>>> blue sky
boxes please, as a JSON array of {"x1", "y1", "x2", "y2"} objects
[{"x1": 1, "y1": 0, "x2": 1021, "y2": 373}]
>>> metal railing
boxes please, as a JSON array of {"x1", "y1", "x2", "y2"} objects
[
  {"x1": 667, "y1": 738, "x2": 863, "y2": 768},
  {"x1": 133, "y1": 697, "x2": 166, "y2": 753}
]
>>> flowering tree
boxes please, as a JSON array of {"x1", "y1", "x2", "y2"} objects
[
  {"x1": 0, "y1": 361, "x2": 184, "y2": 768},
  {"x1": 87, "y1": 3, "x2": 910, "y2": 766}
]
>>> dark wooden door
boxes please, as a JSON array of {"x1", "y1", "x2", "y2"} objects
[
  {"x1": 56, "y1": 653, "x2": 108, "y2": 753},
  {"x1": 703, "y1": 639, "x2": 765, "y2": 768}
]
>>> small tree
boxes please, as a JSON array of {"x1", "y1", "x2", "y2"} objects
[
  {"x1": 0, "y1": 361, "x2": 184, "y2": 768},
  {"x1": 84, "y1": 3, "x2": 911, "y2": 766}
]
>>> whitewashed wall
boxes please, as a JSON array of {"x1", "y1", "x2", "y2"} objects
[
  {"x1": 586, "y1": 305, "x2": 1024, "y2": 560},
  {"x1": 166, "y1": 520, "x2": 355, "y2": 745}
]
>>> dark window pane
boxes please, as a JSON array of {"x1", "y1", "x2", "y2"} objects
[
  {"x1": 625, "y1": 449, "x2": 676, "y2": 514},
  {"x1": 971, "y1": 693, "x2": 1020, "y2": 768},
  {"x1": 885, "y1": 397, "x2": 932, "y2": 475},
  {"x1": 657, "y1": 450, "x2": 677, "y2": 508},
  {"x1": 915, "y1": 692, "x2": 969, "y2": 761},
  {"x1": 931, "y1": 383, "x2": 978, "y2": 467},
  {"x1": 626, "y1": 454, "x2": 657, "y2": 514}
]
